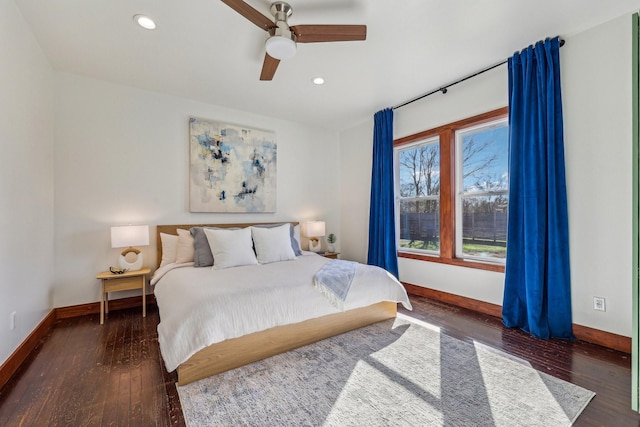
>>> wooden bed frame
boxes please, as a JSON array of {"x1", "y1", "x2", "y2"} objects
[{"x1": 155, "y1": 223, "x2": 398, "y2": 386}]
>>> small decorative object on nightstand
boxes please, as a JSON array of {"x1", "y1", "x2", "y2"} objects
[
  {"x1": 96, "y1": 268, "x2": 150, "y2": 324},
  {"x1": 327, "y1": 233, "x2": 337, "y2": 253}
]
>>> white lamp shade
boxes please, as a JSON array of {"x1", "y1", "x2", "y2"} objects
[
  {"x1": 303, "y1": 221, "x2": 325, "y2": 238},
  {"x1": 111, "y1": 225, "x2": 149, "y2": 248}
]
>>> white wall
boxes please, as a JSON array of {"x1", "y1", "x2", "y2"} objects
[
  {"x1": 562, "y1": 14, "x2": 632, "y2": 335},
  {"x1": 339, "y1": 13, "x2": 634, "y2": 337},
  {"x1": 53, "y1": 73, "x2": 341, "y2": 308},
  {"x1": 340, "y1": 121, "x2": 373, "y2": 263},
  {"x1": 0, "y1": 0, "x2": 54, "y2": 365}
]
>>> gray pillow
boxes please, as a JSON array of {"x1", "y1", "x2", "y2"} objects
[
  {"x1": 190, "y1": 227, "x2": 215, "y2": 267},
  {"x1": 252, "y1": 223, "x2": 302, "y2": 256}
]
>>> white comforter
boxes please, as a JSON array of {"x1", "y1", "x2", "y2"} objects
[{"x1": 153, "y1": 253, "x2": 412, "y2": 372}]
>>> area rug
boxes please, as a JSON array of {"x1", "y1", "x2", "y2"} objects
[{"x1": 177, "y1": 314, "x2": 595, "y2": 426}]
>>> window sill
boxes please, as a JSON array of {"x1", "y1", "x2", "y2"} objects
[{"x1": 398, "y1": 251, "x2": 505, "y2": 273}]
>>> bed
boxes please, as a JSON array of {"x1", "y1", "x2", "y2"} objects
[{"x1": 152, "y1": 222, "x2": 412, "y2": 385}]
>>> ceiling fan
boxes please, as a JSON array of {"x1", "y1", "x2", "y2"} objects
[{"x1": 221, "y1": 0, "x2": 367, "y2": 81}]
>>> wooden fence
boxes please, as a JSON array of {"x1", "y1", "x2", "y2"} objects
[{"x1": 399, "y1": 212, "x2": 507, "y2": 245}]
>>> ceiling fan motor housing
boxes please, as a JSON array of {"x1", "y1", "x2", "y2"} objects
[{"x1": 270, "y1": 1, "x2": 293, "y2": 22}]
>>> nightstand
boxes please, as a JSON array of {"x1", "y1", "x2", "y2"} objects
[
  {"x1": 321, "y1": 252, "x2": 340, "y2": 259},
  {"x1": 96, "y1": 268, "x2": 150, "y2": 324}
]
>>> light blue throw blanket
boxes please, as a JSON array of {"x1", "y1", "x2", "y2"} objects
[{"x1": 313, "y1": 260, "x2": 357, "y2": 310}]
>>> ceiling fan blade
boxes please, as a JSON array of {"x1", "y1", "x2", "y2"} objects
[
  {"x1": 291, "y1": 25, "x2": 366, "y2": 43},
  {"x1": 221, "y1": 0, "x2": 275, "y2": 31},
  {"x1": 260, "y1": 53, "x2": 280, "y2": 81}
]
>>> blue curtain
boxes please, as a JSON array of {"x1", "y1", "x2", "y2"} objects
[
  {"x1": 367, "y1": 108, "x2": 399, "y2": 278},
  {"x1": 503, "y1": 37, "x2": 574, "y2": 339}
]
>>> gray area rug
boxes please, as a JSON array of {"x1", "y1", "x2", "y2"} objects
[{"x1": 177, "y1": 314, "x2": 595, "y2": 426}]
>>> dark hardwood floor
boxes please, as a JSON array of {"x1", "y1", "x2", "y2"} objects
[
  {"x1": 0, "y1": 294, "x2": 638, "y2": 426},
  {"x1": 0, "y1": 306, "x2": 183, "y2": 426}
]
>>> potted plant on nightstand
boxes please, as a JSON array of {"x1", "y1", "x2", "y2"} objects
[{"x1": 327, "y1": 233, "x2": 337, "y2": 253}]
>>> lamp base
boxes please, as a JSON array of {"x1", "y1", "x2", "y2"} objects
[
  {"x1": 119, "y1": 247, "x2": 143, "y2": 271},
  {"x1": 308, "y1": 239, "x2": 322, "y2": 253}
]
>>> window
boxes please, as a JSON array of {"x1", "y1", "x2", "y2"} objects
[
  {"x1": 394, "y1": 107, "x2": 508, "y2": 272},
  {"x1": 455, "y1": 118, "x2": 509, "y2": 261},
  {"x1": 397, "y1": 136, "x2": 441, "y2": 254}
]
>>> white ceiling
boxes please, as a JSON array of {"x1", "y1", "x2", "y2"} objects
[{"x1": 15, "y1": 0, "x2": 639, "y2": 131}]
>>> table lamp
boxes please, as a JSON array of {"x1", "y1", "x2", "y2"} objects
[
  {"x1": 110, "y1": 225, "x2": 149, "y2": 271},
  {"x1": 303, "y1": 221, "x2": 325, "y2": 253}
]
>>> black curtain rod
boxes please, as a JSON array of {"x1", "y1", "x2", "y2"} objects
[{"x1": 392, "y1": 38, "x2": 565, "y2": 111}]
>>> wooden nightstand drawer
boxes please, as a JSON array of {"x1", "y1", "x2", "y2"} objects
[{"x1": 103, "y1": 276, "x2": 143, "y2": 292}]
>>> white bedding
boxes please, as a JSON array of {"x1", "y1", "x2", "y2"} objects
[{"x1": 153, "y1": 253, "x2": 412, "y2": 372}]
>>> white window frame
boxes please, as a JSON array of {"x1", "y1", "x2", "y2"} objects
[
  {"x1": 454, "y1": 117, "x2": 509, "y2": 263},
  {"x1": 395, "y1": 136, "x2": 441, "y2": 256}
]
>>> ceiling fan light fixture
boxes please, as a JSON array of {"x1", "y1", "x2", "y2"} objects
[{"x1": 265, "y1": 35, "x2": 297, "y2": 60}]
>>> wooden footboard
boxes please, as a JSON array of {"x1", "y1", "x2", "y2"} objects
[{"x1": 177, "y1": 301, "x2": 397, "y2": 385}]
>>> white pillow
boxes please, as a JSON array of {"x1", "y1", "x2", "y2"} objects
[
  {"x1": 159, "y1": 233, "x2": 178, "y2": 267},
  {"x1": 175, "y1": 228, "x2": 195, "y2": 263},
  {"x1": 204, "y1": 227, "x2": 258, "y2": 269},
  {"x1": 251, "y1": 224, "x2": 296, "y2": 264}
]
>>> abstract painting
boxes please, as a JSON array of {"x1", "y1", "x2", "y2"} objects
[{"x1": 189, "y1": 117, "x2": 277, "y2": 212}]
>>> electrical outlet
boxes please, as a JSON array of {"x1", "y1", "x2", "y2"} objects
[
  {"x1": 10, "y1": 311, "x2": 16, "y2": 330},
  {"x1": 593, "y1": 297, "x2": 606, "y2": 312}
]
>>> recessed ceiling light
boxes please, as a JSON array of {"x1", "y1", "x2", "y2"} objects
[
  {"x1": 312, "y1": 77, "x2": 325, "y2": 85},
  {"x1": 133, "y1": 14, "x2": 156, "y2": 30}
]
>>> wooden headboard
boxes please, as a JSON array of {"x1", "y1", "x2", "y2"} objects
[{"x1": 155, "y1": 222, "x2": 299, "y2": 266}]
